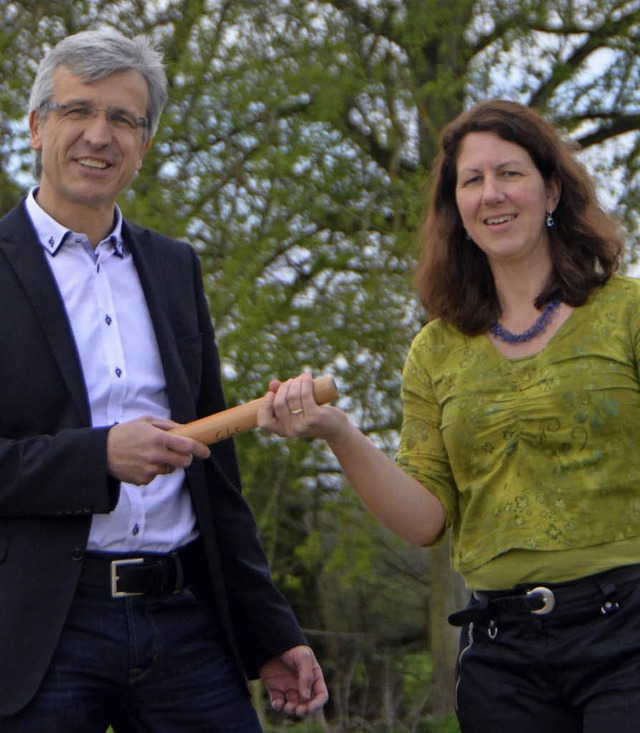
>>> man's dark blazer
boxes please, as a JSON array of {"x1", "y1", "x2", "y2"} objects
[{"x1": 0, "y1": 199, "x2": 306, "y2": 716}]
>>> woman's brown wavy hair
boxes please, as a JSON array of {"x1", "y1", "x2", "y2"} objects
[{"x1": 415, "y1": 99, "x2": 624, "y2": 335}]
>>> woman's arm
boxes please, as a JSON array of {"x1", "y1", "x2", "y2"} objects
[{"x1": 257, "y1": 372, "x2": 446, "y2": 547}]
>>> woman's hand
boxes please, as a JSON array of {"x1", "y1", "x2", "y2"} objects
[
  {"x1": 257, "y1": 371, "x2": 445, "y2": 545},
  {"x1": 257, "y1": 372, "x2": 347, "y2": 441}
]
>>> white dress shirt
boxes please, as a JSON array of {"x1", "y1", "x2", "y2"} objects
[{"x1": 25, "y1": 189, "x2": 198, "y2": 552}]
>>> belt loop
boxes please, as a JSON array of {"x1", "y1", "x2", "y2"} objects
[
  {"x1": 172, "y1": 550, "x2": 184, "y2": 593},
  {"x1": 597, "y1": 576, "x2": 616, "y2": 597},
  {"x1": 472, "y1": 591, "x2": 490, "y2": 611}
]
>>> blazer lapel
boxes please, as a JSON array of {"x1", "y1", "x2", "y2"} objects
[
  {"x1": 123, "y1": 223, "x2": 195, "y2": 424},
  {"x1": 0, "y1": 204, "x2": 91, "y2": 424}
]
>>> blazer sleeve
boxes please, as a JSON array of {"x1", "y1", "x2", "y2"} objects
[
  {"x1": 0, "y1": 427, "x2": 119, "y2": 518},
  {"x1": 189, "y1": 250, "x2": 307, "y2": 675}
]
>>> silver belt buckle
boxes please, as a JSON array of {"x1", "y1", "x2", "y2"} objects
[
  {"x1": 527, "y1": 586, "x2": 555, "y2": 615},
  {"x1": 111, "y1": 558, "x2": 144, "y2": 597}
]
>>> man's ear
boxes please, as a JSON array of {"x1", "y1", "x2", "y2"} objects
[
  {"x1": 136, "y1": 135, "x2": 153, "y2": 170},
  {"x1": 29, "y1": 109, "x2": 43, "y2": 152}
]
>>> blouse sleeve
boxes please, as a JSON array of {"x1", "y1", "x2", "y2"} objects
[{"x1": 396, "y1": 327, "x2": 459, "y2": 533}]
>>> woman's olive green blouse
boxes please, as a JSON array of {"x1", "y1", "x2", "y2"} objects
[{"x1": 397, "y1": 277, "x2": 640, "y2": 588}]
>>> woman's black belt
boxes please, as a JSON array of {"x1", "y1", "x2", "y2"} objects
[{"x1": 448, "y1": 563, "x2": 640, "y2": 627}]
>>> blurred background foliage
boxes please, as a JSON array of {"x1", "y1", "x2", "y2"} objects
[{"x1": 2, "y1": 1, "x2": 638, "y2": 729}]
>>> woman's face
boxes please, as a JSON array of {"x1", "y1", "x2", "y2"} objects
[{"x1": 454, "y1": 131, "x2": 560, "y2": 268}]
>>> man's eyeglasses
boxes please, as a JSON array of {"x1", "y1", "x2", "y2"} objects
[{"x1": 39, "y1": 101, "x2": 149, "y2": 133}]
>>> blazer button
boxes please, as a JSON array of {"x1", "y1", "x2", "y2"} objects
[{"x1": 71, "y1": 548, "x2": 85, "y2": 561}]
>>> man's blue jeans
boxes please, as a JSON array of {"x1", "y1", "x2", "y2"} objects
[{"x1": 2, "y1": 582, "x2": 263, "y2": 732}]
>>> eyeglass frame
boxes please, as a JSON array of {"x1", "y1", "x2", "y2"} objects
[{"x1": 38, "y1": 100, "x2": 149, "y2": 134}]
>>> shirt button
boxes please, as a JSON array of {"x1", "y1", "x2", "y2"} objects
[
  {"x1": 105, "y1": 315, "x2": 112, "y2": 325},
  {"x1": 132, "y1": 524, "x2": 139, "y2": 536},
  {"x1": 115, "y1": 367, "x2": 122, "y2": 378}
]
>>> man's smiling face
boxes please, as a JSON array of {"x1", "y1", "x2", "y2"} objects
[{"x1": 29, "y1": 66, "x2": 151, "y2": 223}]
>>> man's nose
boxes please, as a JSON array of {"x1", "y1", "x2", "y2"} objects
[{"x1": 83, "y1": 111, "x2": 113, "y2": 144}]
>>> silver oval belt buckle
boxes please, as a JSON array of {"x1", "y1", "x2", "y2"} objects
[{"x1": 527, "y1": 586, "x2": 555, "y2": 615}]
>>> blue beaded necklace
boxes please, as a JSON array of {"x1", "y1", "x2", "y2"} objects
[{"x1": 489, "y1": 299, "x2": 562, "y2": 344}]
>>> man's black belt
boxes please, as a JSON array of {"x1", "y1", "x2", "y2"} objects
[
  {"x1": 79, "y1": 538, "x2": 206, "y2": 598},
  {"x1": 448, "y1": 563, "x2": 640, "y2": 627}
]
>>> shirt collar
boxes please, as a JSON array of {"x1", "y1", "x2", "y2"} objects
[{"x1": 25, "y1": 187, "x2": 125, "y2": 257}]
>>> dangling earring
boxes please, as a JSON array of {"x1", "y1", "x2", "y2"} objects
[
  {"x1": 546, "y1": 211, "x2": 555, "y2": 228},
  {"x1": 464, "y1": 230, "x2": 472, "y2": 241}
]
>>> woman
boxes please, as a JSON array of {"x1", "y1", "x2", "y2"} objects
[{"x1": 257, "y1": 100, "x2": 640, "y2": 731}]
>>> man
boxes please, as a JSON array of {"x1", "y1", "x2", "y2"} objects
[{"x1": 0, "y1": 28, "x2": 327, "y2": 732}]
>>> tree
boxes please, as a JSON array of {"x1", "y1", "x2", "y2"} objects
[{"x1": 2, "y1": 0, "x2": 638, "y2": 724}]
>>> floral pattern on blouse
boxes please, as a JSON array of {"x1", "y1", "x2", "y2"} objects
[{"x1": 397, "y1": 276, "x2": 640, "y2": 577}]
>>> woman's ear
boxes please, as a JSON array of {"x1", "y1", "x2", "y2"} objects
[{"x1": 546, "y1": 175, "x2": 561, "y2": 213}]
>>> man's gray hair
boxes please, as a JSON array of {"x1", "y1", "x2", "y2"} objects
[{"x1": 30, "y1": 28, "x2": 167, "y2": 178}]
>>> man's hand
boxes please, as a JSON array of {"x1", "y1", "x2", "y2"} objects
[
  {"x1": 107, "y1": 416, "x2": 210, "y2": 485},
  {"x1": 260, "y1": 645, "x2": 328, "y2": 718}
]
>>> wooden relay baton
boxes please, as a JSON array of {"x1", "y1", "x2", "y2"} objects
[{"x1": 170, "y1": 375, "x2": 339, "y2": 445}]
